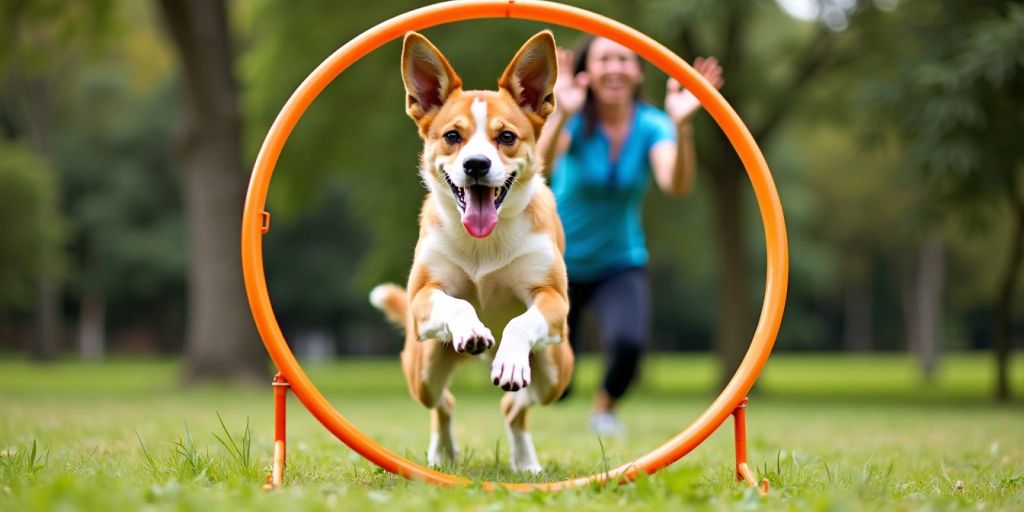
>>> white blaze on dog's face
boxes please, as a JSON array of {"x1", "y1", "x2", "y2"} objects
[{"x1": 401, "y1": 31, "x2": 557, "y2": 239}]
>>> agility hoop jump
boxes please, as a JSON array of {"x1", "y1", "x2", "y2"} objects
[{"x1": 241, "y1": 0, "x2": 788, "y2": 493}]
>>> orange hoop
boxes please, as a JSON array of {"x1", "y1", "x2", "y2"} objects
[{"x1": 242, "y1": 0, "x2": 788, "y2": 491}]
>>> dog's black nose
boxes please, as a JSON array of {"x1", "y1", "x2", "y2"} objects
[{"x1": 463, "y1": 155, "x2": 490, "y2": 179}]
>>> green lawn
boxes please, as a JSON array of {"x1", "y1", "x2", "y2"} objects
[{"x1": 1, "y1": 353, "x2": 1022, "y2": 510}]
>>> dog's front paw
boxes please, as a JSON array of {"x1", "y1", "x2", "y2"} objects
[
  {"x1": 450, "y1": 320, "x2": 494, "y2": 355},
  {"x1": 491, "y1": 344, "x2": 531, "y2": 391}
]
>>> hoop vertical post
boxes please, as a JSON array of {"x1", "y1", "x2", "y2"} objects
[
  {"x1": 732, "y1": 397, "x2": 769, "y2": 495},
  {"x1": 264, "y1": 373, "x2": 290, "y2": 490}
]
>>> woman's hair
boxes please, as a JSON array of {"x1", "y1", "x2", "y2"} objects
[{"x1": 571, "y1": 35, "x2": 646, "y2": 136}]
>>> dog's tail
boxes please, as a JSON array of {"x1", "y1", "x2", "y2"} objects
[{"x1": 369, "y1": 283, "x2": 407, "y2": 329}]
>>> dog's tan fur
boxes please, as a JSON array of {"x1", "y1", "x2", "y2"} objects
[{"x1": 370, "y1": 31, "x2": 573, "y2": 473}]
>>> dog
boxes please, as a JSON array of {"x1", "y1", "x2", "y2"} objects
[{"x1": 369, "y1": 30, "x2": 574, "y2": 473}]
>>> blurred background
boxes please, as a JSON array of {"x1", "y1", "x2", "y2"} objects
[{"x1": 1, "y1": 0, "x2": 1021, "y2": 399}]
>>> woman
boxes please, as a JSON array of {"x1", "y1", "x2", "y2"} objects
[{"x1": 539, "y1": 36, "x2": 723, "y2": 436}]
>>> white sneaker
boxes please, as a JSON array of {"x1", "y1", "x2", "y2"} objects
[{"x1": 589, "y1": 411, "x2": 626, "y2": 437}]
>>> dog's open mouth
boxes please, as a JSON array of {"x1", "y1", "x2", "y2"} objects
[{"x1": 443, "y1": 172, "x2": 516, "y2": 238}]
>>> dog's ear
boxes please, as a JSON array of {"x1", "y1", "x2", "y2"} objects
[
  {"x1": 499, "y1": 30, "x2": 557, "y2": 118},
  {"x1": 402, "y1": 32, "x2": 462, "y2": 123}
]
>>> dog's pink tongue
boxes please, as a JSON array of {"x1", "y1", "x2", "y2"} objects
[{"x1": 462, "y1": 185, "x2": 498, "y2": 238}]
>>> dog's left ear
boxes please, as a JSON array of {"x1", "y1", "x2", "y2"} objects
[{"x1": 499, "y1": 31, "x2": 557, "y2": 118}]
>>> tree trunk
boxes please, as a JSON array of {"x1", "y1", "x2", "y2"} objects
[
  {"x1": 993, "y1": 208, "x2": 1023, "y2": 401},
  {"x1": 29, "y1": 96, "x2": 60, "y2": 362},
  {"x1": 32, "y1": 271, "x2": 60, "y2": 361},
  {"x1": 841, "y1": 257, "x2": 873, "y2": 352},
  {"x1": 11, "y1": 70, "x2": 63, "y2": 362},
  {"x1": 77, "y1": 292, "x2": 105, "y2": 361},
  {"x1": 668, "y1": 1, "x2": 845, "y2": 388},
  {"x1": 914, "y1": 234, "x2": 944, "y2": 381},
  {"x1": 709, "y1": 157, "x2": 753, "y2": 387},
  {"x1": 157, "y1": 0, "x2": 264, "y2": 382}
]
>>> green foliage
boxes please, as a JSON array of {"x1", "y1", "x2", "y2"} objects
[
  {"x1": 0, "y1": 0, "x2": 116, "y2": 70},
  {"x1": 1, "y1": 0, "x2": 182, "y2": 347},
  {"x1": 54, "y1": 67, "x2": 184, "y2": 304},
  {"x1": 237, "y1": 0, "x2": 848, "y2": 350},
  {"x1": 0, "y1": 141, "x2": 65, "y2": 310},
  {"x1": 2, "y1": 0, "x2": 1020, "y2": 359},
  {"x1": 868, "y1": 0, "x2": 1024, "y2": 213},
  {"x1": 260, "y1": 185, "x2": 376, "y2": 335}
]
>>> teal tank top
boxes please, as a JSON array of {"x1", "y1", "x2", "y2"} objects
[{"x1": 550, "y1": 102, "x2": 676, "y2": 282}]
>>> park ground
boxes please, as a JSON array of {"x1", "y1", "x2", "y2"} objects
[{"x1": 1, "y1": 353, "x2": 1023, "y2": 511}]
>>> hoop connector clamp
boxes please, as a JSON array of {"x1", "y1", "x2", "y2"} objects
[
  {"x1": 505, "y1": 0, "x2": 515, "y2": 17},
  {"x1": 260, "y1": 211, "x2": 271, "y2": 234}
]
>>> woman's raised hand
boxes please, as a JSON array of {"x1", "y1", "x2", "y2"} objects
[
  {"x1": 553, "y1": 47, "x2": 589, "y2": 116},
  {"x1": 664, "y1": 56, "x2": 724, "y2": 125}
]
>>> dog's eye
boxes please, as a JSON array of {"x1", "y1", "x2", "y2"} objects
[
  {"x1": 443, "y1": 130, "x2": 462, "y2": 145},
  {"x1": 497, "y1": 131, "x2": 517, "y2": 146}
]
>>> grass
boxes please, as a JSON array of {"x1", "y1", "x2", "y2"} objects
[{"x1": 0, "y1": 352, "x2": 1022, "y2": 510}]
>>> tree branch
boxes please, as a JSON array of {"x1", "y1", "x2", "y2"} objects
[
  {"x1": 721, "y1": 2, "x2": 744, "y2": 80},
  {"x1": 1004, "y1": 165, "x2": 1024, "y2": 219},
  {"x1": 752, "y1": 27, "x2": 841, "y2": 144},
  {"x1": 675, "y1": 27, "x2": 704, "y2": 62}
]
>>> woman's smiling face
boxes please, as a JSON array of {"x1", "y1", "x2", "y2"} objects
[{"x1": 585, "y1": 37, "x2": 644, "y2": 107}]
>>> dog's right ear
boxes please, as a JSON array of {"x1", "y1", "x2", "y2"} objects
[{"x1": 401, "y1": 32, "x2": 462, "y2": 123}]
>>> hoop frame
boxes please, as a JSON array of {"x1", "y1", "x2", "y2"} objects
[{"x1": 241, "y1": 0, "x2": 788, "y2": 491}]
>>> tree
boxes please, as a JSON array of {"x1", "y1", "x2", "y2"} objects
[
  {"x1": 869, "y1": 1, "x2": 1024, "y2": 400},
  {"x1": 157, "y1": 0, "x2": 264, "y2": 381},
  {"x1": 0, "y1": 142, "x2": 65, "y2": 345},
  {"x1": 638, "y1": 0, "x2": 881, "y2": 384},
  {"x1": 238, "y1": 0, "x2": 887, "y2": 370},
  {"x1": 55, "y1": 62, "x2": 186, "y2": 361},
  {"x1": 0, "y1": 0, "x2": 116, "y2": 360}
]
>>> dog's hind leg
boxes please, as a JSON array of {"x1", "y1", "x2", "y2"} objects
[
  {"x1": 402, "y1": 338, "x2": 464, "y2": 467},
  {"x1": 429, "y1": 389, "x2": 459, "y2": 467},
  {"x1": 501, "y1": 389, "x2": 541, "y2": 473},
  {"x1": 500, "y1": 344, "x2": 574, "y2": 473}
]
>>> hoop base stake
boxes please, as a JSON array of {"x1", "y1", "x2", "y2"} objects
[
  {"x1": 732, "y1": 397, "x2": 770, "y2": 496},
  {"x1": 263, "y1": 373, "x2": 290, "y2": 491}
]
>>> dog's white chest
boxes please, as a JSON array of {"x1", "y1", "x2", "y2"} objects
[{"x1": 420, "y1": 224, "x2": 556, "y2": 329}]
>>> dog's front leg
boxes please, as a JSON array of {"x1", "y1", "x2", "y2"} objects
[
  {"x1": 411, "y1": 285, "x2": 494, "y2": 355},
  {"x1": 491, "y1": 286, "x2": 567, "y2": 473},
  {"x1": 490, "y1": 286, "x2": 567, "y2": 391}
]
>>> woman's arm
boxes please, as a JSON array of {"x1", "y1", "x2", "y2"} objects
[
  {"x1": 538, "y1": 110, "x2": 572, "y2": 177},
  {"x1": 650, "y1": 56, "x2": 723, "y2": 197},
  {"x1": 539, "y1": 47, "x2": 588, "y2": 177},
  {"x1": 651, "y1": 123, "x2": 696, "y2": 197}
]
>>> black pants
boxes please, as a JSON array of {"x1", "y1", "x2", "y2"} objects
[{"x1": 563, "y1": 267, "x2": 650, "y2": 400}]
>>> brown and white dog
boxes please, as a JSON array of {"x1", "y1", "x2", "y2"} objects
[{"x1": 369, "y1": 31, "x2": 573, "y2": 473}]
